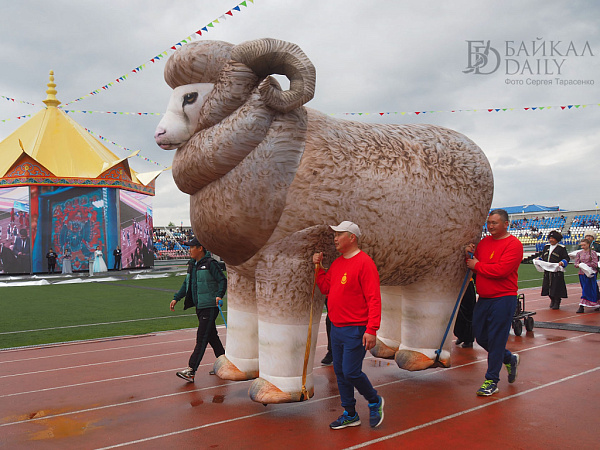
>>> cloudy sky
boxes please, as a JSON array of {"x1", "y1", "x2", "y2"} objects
[{"x1": 1, "y1": 0, "x2": 598, "y2": 226}]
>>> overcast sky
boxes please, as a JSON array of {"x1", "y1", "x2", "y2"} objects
[{"x1": 1, "y1": 0, "x2": 599, "y2": 226}]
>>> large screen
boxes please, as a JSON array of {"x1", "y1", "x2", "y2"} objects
[
  {"x1": 0, "y1": 186, "x2": 31, "y2": 274},
  {"x1": 30, "y1": 186, "x2": 119, "y2": 273},
  {"x1": 119, "y1": 190, "x2": 154, "y2": 269}
]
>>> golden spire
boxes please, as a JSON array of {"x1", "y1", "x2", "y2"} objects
[{"x1": 42, "y1": 70, "x2": 61, "y2": 108}]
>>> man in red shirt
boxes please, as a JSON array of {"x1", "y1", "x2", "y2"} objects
[
  {"x1": 466, "y1": 209, "x2": 523, "y2": 396},
  {"x1": 313, "y1": 221, "x2": 384, "y2": 429}
]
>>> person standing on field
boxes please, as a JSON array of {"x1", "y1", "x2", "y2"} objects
[
  {"x1": 170, "y1": 238, "x2": 226, "y2": 382},
  {"x1": 313, "y1": 220, "x2": 384, "y2": 429},
  {"x1": 466, "y1": 209, "x2": 523, "y2": 397}
]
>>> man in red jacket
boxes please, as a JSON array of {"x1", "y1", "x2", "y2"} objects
[
  {"x1": 466, "y1": 209, "x2": 523, "y2": 396},
  {"x1": 313, "y1": 221, "x2": 384, "y2": 429}
]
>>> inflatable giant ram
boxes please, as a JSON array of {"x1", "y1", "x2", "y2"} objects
[{"x1": 155, "y1": 38, "x2": 493, "y2": 404}]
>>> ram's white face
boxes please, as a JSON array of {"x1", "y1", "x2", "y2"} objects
[{"x1": 154, "y1": 83, "x2": 214, "y2": 150}]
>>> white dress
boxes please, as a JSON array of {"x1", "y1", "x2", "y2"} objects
[
  {"x1": 93, "y1": 250, "x2": 108, "y2": 273},
  {"x1": 62, "y1": 251, "x2": 72, "y2": 274}
]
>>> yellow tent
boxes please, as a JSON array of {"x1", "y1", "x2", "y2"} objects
[{"x1": 0, "y1": 71, "x2": 162, "y2": 194}]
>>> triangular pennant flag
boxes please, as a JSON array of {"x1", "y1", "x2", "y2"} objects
[{"x1": 226, "y1": 10, "x2": 233, "y2": 16}]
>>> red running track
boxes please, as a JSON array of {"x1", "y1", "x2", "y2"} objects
[{"x1": 0, "y1": 284, "x2": 599, "y2": 449}]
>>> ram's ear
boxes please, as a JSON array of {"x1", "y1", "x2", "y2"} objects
[{"x1": 231, "y1": 38, "x2": 316, "y2": 113}]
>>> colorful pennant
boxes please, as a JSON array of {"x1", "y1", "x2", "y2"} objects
[
  {"x1": 64, "y1": 110, "x2": 163, "y2": 116},
  {"x1": 329, "y1": 103, "x2": 600, "y2": 117},
  {"x1": 1, "y1": 95, "x2": 36, "y2": 106},
  {"x1": 61, "y1": 0, "x2": 255, "y2": 107},
  {"x1": 84, "y1": 127, "x2": 169, "y2": 169},
  {"x1": 1, "y1": 114, "x2": 33, "y2": 123}
]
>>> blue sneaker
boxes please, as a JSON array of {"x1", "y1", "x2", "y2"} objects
[
  {"x1": 476, "y1": 380, "x2": 499, "y2": 396},
  {"x1": 368, "y1": 395, "x2": 384, "y2": 428},
  {"x1": 329, "y1": 411, "x2": 361, "y2": 429},
  {"x1": 505, "y1": 353, "x2": 519, "y2": 383}
]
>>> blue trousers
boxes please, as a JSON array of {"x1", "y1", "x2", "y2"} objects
[
  {"x1": 472, "y1": 296, "x2": 517, "y2": 383},
  {"x1": 331, "y1": 324, "x2": 378, "y2": 409}
]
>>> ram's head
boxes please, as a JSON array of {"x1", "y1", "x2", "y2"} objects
[{"x1": 155, "y1": 38, "x2": 316, "y2": 151}]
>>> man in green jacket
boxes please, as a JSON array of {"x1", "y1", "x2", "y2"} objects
[{"x1": 170, "y1": 237, "x2": 227, "y2": 382}]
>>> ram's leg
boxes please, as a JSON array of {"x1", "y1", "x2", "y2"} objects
[
  {"x1": 371, "y1": 286, "x2": 403, "y2": 359},
  {"x1": 248, "y1": 226, "x2": 331, "y2": 404},
  {"x1": 214, "y1": 269, "x2": 259, "y2": 380},
  {"x1": 393, "y1": 274, "x2": 466, "y2": 371}
]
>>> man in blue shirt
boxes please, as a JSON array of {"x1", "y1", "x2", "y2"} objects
[{"x1": 170, "y1": 238, "x2": 227, "y2": 382}]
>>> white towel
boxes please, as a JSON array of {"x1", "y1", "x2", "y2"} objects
[
  {"x1": 533, "y1": 259, "x2": 565, "y2": 273},
  {"x1": 578, "y1": 262, "x2": 597, "y2": 278}
]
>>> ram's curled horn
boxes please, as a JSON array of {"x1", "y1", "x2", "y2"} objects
[
  {"x1": 231, "y1": 38, "x2": 316, "y2": 113},
  {"x1": 164, "y1": 40, "x2": 235, "y2": 88}
]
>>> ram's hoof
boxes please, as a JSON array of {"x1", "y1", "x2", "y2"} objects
[
  {"x1": 395, "y1": 349, "x2": 450, "y2": 371},
  {"x1": 370, "y1": 338, "x2": 397, "y2": 359},
  {"x1": 248, "y1": 377, "x2": 313, "y2": 404},
  {"x1": 213, "y1": 355, "x2": 259, "y2": 381}
]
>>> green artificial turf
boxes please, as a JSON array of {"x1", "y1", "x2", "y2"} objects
[
  {"x1": 0, "y1": 264, "x2": 583, "y2": 349},
  {"x1": 517, "y1": 262, "x2": 579, "y2": 290},
  {"x1": 0, "y1": 274, "x2": 227, "y2": 349}
]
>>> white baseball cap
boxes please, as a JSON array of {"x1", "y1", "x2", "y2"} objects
[{"x1": 330, "y1": 221, "x2": 361, "y2": 237}]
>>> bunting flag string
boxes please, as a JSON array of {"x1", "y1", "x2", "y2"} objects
[
  {"x1": 329, "y1": 102, "x2": 600, "y2": 117},
  {"x1": 1, "y1": 95, "x2": 37, "y2": 106},
  {"x1": 61, "y1": 0, "x2": 255, "y2": 107},
  {"x1": 64, "y1": 110, "x2": 163, "y2": 116},
  {"x1": 1, "y1": 114, "x2": 33, "y2": 123},
  {"x1": 84, "y1": 127, "x2": 169, "y2": 169},
  {"x1": 2, "y1": 100, "x2": 597, "y2": 125}
]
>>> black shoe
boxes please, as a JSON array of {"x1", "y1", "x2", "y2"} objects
[
  {"x1": 176, "y1": 367, "x2": 195, "y2": 382},
  {"x1": 455, "y1": 339, "x2": 463, "y2": 346},
  {"x1": 461, "y1": 342, "x2": 473, "y2": 348},
  {"x1": 321, "y1": 352, "x2": 333, "y2": 365},
  {"x1": 576, "y1": 306, "x2": 584, "y2": 313}
]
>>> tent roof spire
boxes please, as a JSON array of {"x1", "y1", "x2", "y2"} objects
[{"x1": 42, "y1": 70, "x2": 61, "y2": 108}]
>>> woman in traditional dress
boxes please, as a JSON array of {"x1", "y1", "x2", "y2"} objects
[
  {"x1": 92, "y1": 245, "x2": 108, "y2": 274},
  {"x1": 61, "y1": 246, "x2": 73, "y2": 274},
  {"x1": 574, "y1": 238, "x2": 598, "y2": 313},
  {"x1": 538, "y1": 230, "x2": 570, "y2": 310}
]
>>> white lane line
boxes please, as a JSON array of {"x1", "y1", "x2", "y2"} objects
[
  {"x1": 0, "y1": 351, "x2": 190, "y2": 379},
  {"x1": 343, "y1": 365, "x2": 600, "y2": 450},
  {"x1": 0, "y1": 335, "x2": 194, "y2": 365},
  {"x1": 95, "y1": 358, "x2": 600, "y2": 450},
  {"x1": 0, "y1": 379, "x2": 251, "y2": 429},
  {"x1": 0, "y1": 333, "x2": 590, "y2": 440},
  {"x1": 0, "y1": 367, "x2": 180, "y2": 399},
  {"x1": 0, "y1": 344, "x2": 330, "y2": 399},
  {"x1": 0, "y1": 326, "x2": 325, "y2": 365},
  {"x1": 0, "y1": 315, "x2": 200, "y2": 335}
]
